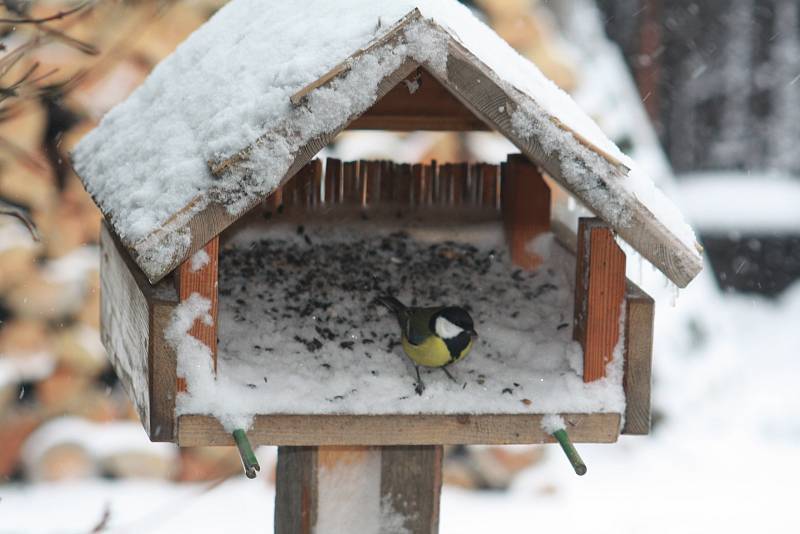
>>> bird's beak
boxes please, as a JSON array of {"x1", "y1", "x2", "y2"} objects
[{"x1": 469, "y1": 329, "x2": 479, "y2": 339}]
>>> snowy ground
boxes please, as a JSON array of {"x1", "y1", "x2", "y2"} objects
[{"x1": 1, "y1": 261, "x2": 798, "y2": 533}]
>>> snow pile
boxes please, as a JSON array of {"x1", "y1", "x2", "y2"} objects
[
  {"x1": 189, "y1": 249, "x2": 210, "y2": 272},
  {"x1": 678, "y1": 171, "x2": 800, "y2": 233},
  {"x1": 72, "y1": 0, "x2": 696, "y2": 281},
  {"x1": 540, "y1": 414, "x2": 566, "y2": 434},
  {"x1": 174, "y1": 220, "x2": 624, "y2": 423},
  {"x1": 166, "y1": 293, "x2": 253, "y2": 431}
]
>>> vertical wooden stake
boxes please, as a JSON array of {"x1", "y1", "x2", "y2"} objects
[
  {"x1": 176, "y1": 236, "x2": 219, "y2": 391},
  {"x1": 276, "y1": 445, "x2": 443, "y2": 534},
  {"x1": 324, "y1": 158, "x2": 342, "y2": 205},
  {"x1": 622, "y1": 282, "x2": 655, "y2": 434},
  {"x1": 501, "y1": 154, "x2": 551, "y2": 270},
  {"x1": 574, "y1": 218, "x2": 627, "y2": 382}
]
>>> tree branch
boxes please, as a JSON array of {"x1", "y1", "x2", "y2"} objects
[{"x1": 0, "y1": 1, "x2": 91, "y2": 24}]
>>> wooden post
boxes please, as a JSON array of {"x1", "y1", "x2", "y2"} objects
[
  {"x1": 574, "y1": 218, "x2": 627, "y2": 382},
  {"x1": 501, "y1": 154, "x2": 551, "y2": 270},
  {"x1": 275, "y1": 445, "x2": 443, "y2": 534},
  {"x1": 622, "y1": 282, "x2": 654, "y2": 434},
  {"x1": 175, "y1": 235, "x2": 219, "y2": 391}
]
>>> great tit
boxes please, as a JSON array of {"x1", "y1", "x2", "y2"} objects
[{"x1": 377, "y1": 295, "x2": 478, "y2": 395}]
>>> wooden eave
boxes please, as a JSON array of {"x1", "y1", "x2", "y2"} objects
[{"x1": 113, "y1": 9, "x2": 701, "y2": 288}]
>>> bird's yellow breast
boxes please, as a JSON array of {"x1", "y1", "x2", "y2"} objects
[{"x1": 402, "y1": 335, "x2": 473, "y2": 368}]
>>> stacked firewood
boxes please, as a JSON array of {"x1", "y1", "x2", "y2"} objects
[{"x1": 0, "y1": 0, "x2": 243, "y2": 483}]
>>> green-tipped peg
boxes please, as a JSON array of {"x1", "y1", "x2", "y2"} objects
[
  {"x1": 233, "y1": 429, "x2": 260, "y2": 479},
  {"x1": 552, "y1": 428, "x2": 587, "y2": 476}
]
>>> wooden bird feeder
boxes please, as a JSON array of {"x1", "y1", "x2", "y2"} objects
[{"x1": 73, "y1": 4, "x2": 702, "y2": 533}]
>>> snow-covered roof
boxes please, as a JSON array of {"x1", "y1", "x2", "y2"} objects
[{"x1": 72, "y1": 0, "x2": 702, "y2": 287}]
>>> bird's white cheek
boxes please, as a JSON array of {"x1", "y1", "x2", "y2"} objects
[{"x1": 435, "y1": 317, "x2": 463, "y2": 339}]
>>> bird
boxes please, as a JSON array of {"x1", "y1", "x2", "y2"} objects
[{"x1": 377, "y1": 295, "x2": 478, "y2": 395}]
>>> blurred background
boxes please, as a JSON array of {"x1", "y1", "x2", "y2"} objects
[{"x1": 0, "y1": 0, "x2": 797, "y2": 532}]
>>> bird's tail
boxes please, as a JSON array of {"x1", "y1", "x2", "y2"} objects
[{"x1": 375, "y1": 295, "x2": 407, "y2": 316}]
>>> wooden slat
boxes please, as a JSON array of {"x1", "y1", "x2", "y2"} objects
[
  {"x1": 451, "y1": 162, "x2": 468, "y2": 206},
  {"x1": 349, "y1": 68, "x2": 489, "y2": 131},
  {"x1": 324, "y1": 158, "x2": 341, "y2": 205},
  {"x1": 438, "y1": 163, "x2": 452, "y2": 205},
  {"x1": 574, "y1": 218, "x2": 627, "y2": 382},
  {"x1": 342, "y1": 161, "x2": 359, "y2": 205},
  {"x1": 100, "y1": 222, "x2": 178, "y2": 442},
  {"x1": 292, "y1": 159, "x2": 322, "y2": 209},
  {"x1": 379, "y1": 160, "x2": 395, "y2": 203},
  {"x1": 394, "y1": 163, "x2": 412, "y2": 205},
  {"x1": 275, "y1": 446, "x2": 318, "y2": 534},
  {"x1": 501, "y1": 154, "x2": 551, "y2": 270},
  {"x1": 381, "y1": 446, "x2": 443, "y2": 534},
  {"x1": 176, "y1": 236, "x2": 219, "y2": 374},
  {"x1": 365, "y1": 160, "x2": 382, "y2": 206},
  {"x1": 622, "y1": 282, "x2": 654, "y2": 434},
  {"x1": 176, "y1": 413, "x2": 621, "y2": 446},
  {"x1": 480, "y1": 163, "x2": 498, "y2": 208}
]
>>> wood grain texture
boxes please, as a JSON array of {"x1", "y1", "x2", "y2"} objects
[
  {"x1": 100, "y1": 223, "x2": 151, "y2": 435},
  {"x1": 176, "y1": 236, "x2": 219, "y2": 372},
  {"x1": 381, "y1": 446, "x2": 443, "y2": 534},
  {"x1": 574, "y1": 218, "x2": 627, "y2": 383},
  {"x1": 275, "y1": 446, "x2": 317, "y2": 534},
  {"x1": 176, "y1": 413, "x2": 620, "y2": 446},
  {"x1": 622, "y1": 281, "x2": 654, "y2": 435},
  {"x1": 350, "y1": 68, "x2": 488, "y2": 131},
  {"x1": 502, "y1": 154, "x2": 551, "y2": 270},
  {"x1": 100, "y1": 222, "x2": 178, "y2": 442},
  {"x1": 289, "y1": 9, "x2": 423, "y2": 106}
]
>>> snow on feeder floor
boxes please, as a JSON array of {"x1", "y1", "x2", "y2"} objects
[{"x1": 169, "y1": 220, "x2": 630, "y2": 446}]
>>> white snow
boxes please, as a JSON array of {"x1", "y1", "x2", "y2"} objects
[
  {"x1": 72, "y1": 0, "x2": 697, "y2": 282},
  {"x1": 678, "y1": 171, "x2": 800, "y2": 233},
  {"x1": 315, "y1": 449, "x2": 410, "y2": 534},
  {"x1": 189, "y1": 249, "x2": 210, "y2": 272},
  {"x1": 540, "y1": 414, "x2": 566, "y2": 434},
  {"x1": 175, "y1": 219, "x2": 624, "y2": 423}
]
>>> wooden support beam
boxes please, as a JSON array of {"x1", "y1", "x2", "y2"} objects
[
  {"x1": 177, "y1": 412, "x2": 620, "y2": 446},
  {"x1": 275, "y1": 446, "x2": 442, "y2": 534},
  {"x1": 501, "y1": 154, "x2": 551, "y2": 270},
  {"x1": 574, "y1": 218, "x2": 627, "y2": 383},
  {"x1": 100, "y1": 222, "x2": 178, "y2": 442},
  {"x1": 380, "y1": 446, "x2": 443, "y2": 533},
  {"x1": 622, "y1": 282, "x2": 654, "y2": 434},
  {"x1": 176, "y1": 236, "x2": 219, "y2": 376}
]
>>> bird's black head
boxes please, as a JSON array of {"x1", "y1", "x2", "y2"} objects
[{"x1": 431, "y1": 306, "x2": 478, "y2": 339}]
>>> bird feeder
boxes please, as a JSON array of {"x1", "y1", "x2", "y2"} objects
[{"x1": 72, "y1": 2, "x2": 702, "y2": 532}]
